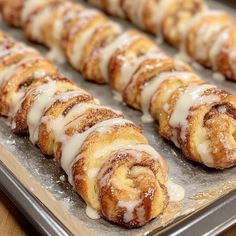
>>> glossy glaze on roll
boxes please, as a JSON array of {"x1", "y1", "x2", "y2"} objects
[
  {"x1": 87, "y1": 0, "x2": 236, "y2": 82},
  {"x1": 0, "y1": 30, "x2": 169, "y2": 228},
  {"x1": 1, "y1": 0, "x2": 236, "y2": 169}
]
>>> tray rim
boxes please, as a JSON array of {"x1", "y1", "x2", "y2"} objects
[
  {"x1": 1, "y1": 160, "x2": 235, "y2": 236},
  {"x1": 0, "y1": 161, "x2": 72, "y2": 236}
]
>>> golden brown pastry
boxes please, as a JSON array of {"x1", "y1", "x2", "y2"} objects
[
  {"x1": 0, "y1": 30, "x2": 168, "y2": 228},
  {"x1": 0, "y1": 32, "x2": 57, "y2": 116},
  {"x1": 2, "y1": 0, "x2": 235, "y2": 169},
  {"x1": 1, "y1": 0, "x2": 24, "y2": 27},
  {"x1": 86, "y1": 0, "x2": 236, "y2": 81}
]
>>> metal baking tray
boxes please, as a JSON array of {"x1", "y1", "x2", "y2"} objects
[{"x1": 0, "y1": 0, "x2": 236, "y2": 235}]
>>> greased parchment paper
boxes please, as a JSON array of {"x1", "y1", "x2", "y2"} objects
[{"x1": 0, "y1": 0, "x2": 236, "y2": 235}]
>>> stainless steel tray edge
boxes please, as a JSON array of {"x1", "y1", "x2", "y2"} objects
[{"x1": 154, "y1": 190, "x2": 236, "y2": 236}]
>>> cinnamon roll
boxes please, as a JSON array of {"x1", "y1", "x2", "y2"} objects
[
  {"x1": 86, "y1": 0, "x2": 236, "y2": 81},
  {"x1": 1, "y1": 0, "x2": 236, "y2": 170},
  {"x1": 0, "y1": 30, "x2": 168, "y2": 228}
]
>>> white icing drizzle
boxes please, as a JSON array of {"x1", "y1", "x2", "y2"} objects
[
  {"x1": 218, "y1": 105, "x2": 227, "y2": 114},
  {"x1": 0, "y1": 56, "x2": 42, "y2": 86},
  {"x1": 136, "y1": 206, "x2": 146, "y2": 224},
  {"x1": 209, "y1": 29, "x2": 229, "y2": 69},
  {"x1": 61, "y1": 118, "x2": 133, "y2": 179},
  {"x1": 50, "y1": 2, "x2": 73, "y2": 44},
  {"x1": 154, "y1": 0, "x2": 175, "y2": 35},
  {"x1": 119, "y1": 50, "x2": 165, "y2": 92},
  {"x1": 33, "y1": 70, "x2": 47, "y2": 79},
  {"x1": 117, "y1": 200, "x2": 141, "y2": 223},
  {"x1": 166, "y1": 180, "x2": 185, "y2": 202},
  {"x1": 27, "y1": 80, "x2": 57, "y2": 144},
  {"x1": 180, "y1": 10, "x2": 208, "y2": 51},
  {"x1": 169, "y1": 84, "x2": 220, "y2": 143},
  {"x1": 175, "y1": 52, "x2": 192, "y2": 64},
  {"x1": 212, "y1": 72, "x2": 225, "y2": 82},
  {"x1": 86, "y1": 205, "x2": 100, "y2": 220},
  {"x1": 197, "y1": 140, "x2": 214, "y2": 167},
  {"x1": 131, "y1": 144, "x2": 166, "y2": 168},
  {"x1": 93, "y1": 143, "x2": 166, "y2": 170},
  {"x1": 0, "y1": 44, "x2": 36, "y2": 59},
  {"x1": 140, "y1": 72, "x2": 198, "y2": 123},
  {"x1": 43, "y1": 90, "x2": 87, "y2": 112},
  {"x1": 99, "y1": 31, "x2": 138, "y2": 82},
  {"x1": 21, "y1": 0, "x2": 43, "y2": 24},
  {"x1": 113, "y1": 90, "x2": 123, "y2": 102},
  {"x1": 44, "y1": 103, "x2": 100, "y2": 141},
  {"x1": 66, "y1": 9, "x2": 99, "y2": 66},
  {"x1": 47, "y1": 47, "x2": 66, "y2": 64},
  {"x1": 123, "y1": 0, "x2": 145, "y2": 28},
  {"x1": 194, "y1": 23, "x2": 226, "y2": 62},
  {"x1": 88, "y1": 168, "x2": 100, "y2": 178},
  {"x1": 10, "y1": 90, "x2": 26, "y2": 116},
  {"x1": 30, "y1": 6, "x2": 52, "y2": 42}
]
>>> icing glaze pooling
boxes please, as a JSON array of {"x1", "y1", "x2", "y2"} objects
[
  {"x1": 117, "y1": 199, "x2": 141, "y2": 223},
  {"x1": 86, "y1": 205, "x2": 100, "y2": 220},
  {"x1": 169, "y1": 84, "x2": 220, "y2": 143},
  {"x1": 197, "y1": 140, "x2": 214, "y2": 167},
  {"x1": 166, "y1": 180, "x2": 185, "y2": 202}
]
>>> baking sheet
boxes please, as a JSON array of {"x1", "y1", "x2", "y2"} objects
[{"x1": 0, "y1": 0, "x2": 236, "y2": 235}]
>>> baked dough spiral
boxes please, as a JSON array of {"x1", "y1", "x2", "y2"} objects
[
  {"x1": 0, "y1": 30, "x2": 168, "y2": 228},
  {"x1": 1, "y1": 0, "x2": 236, "y2": 169},
  {"x1": 87, "y1": 0, "x2": 236, "y2": 82}
]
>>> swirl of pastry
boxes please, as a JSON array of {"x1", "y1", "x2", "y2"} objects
[
  {"x1": 160, "y1": 83, "x2": 236, "y2": 168},
  {"x1": 122, "y1": 57, "x2": 191, "y2": 110},
  {"x1": 97, "y1": 146, "x2": 168, "y2": 227},
  {"x1": 149, "y1": 72, "x2": 203, "y2": 126},
  {"x1": 61, "y1": 8, "x2": 107, "y2": 71},
  {"x1": 0, "y1": 47, "x2": 57, "y2": 116},
  {"x1": 107, "y1": 31, "x2": 158, "y2": 92},
  {"x1": 12, "y1": 75, "x2": 78, "y2": 144},
  {"x1": 53, "y1": 105, "x2": 125, "y2": 164},
  {"x1": 45, "y1": 3, "x2": 85, "y2": 63},
  {"x1": 161, "y1": 0, "x2": 206, "y2": 47},
  {"x1": 38, "y1": 89, "x2": 96, "y2": 156},
  {"x1": 97, "y1": 30, "x2": 157, "y2": 84},
  {"x1": 182, "y1": 10, "x2": 233, "y2": 66},
  {"x1": 209, "y1": 26, "x2": 236, "y2": 80},
  {"x1": 23, "y1": 0, "x2": 65, "y2": 43},
  {"x1": 121, "y1": 0, "x2": 160, "y2": 34},
  {"x1": 40, "y1": 1, "x2": 75, "y2": 48},
  {"x1": 20, "y1": 0, "x2": 62, "y2": 26},
  {"x1": 81, "y1": 21, "x2": 123, "y2": 83}
]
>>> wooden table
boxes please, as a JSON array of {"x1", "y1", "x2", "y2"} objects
[{"x1": 0, "y1": 190, "x2": 235, "y2": 236}]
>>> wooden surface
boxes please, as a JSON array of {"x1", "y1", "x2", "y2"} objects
[
  {"x1": 0, "y1": 190, "x2": 235, "y2": 236},
  {"x1": 0, "y1": 190, "x2": 40, "y2": 236}
]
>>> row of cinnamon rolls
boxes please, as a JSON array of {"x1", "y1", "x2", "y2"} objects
[
  {"x1": 1, "y1": 0, "x2": 236, "y2": 169},
  {"x1": 0, "y1": 30, "x2": 169, "y2": 228},
  {"x1": 87, "y1": 0, "x2": 236, "y2": 81}
]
